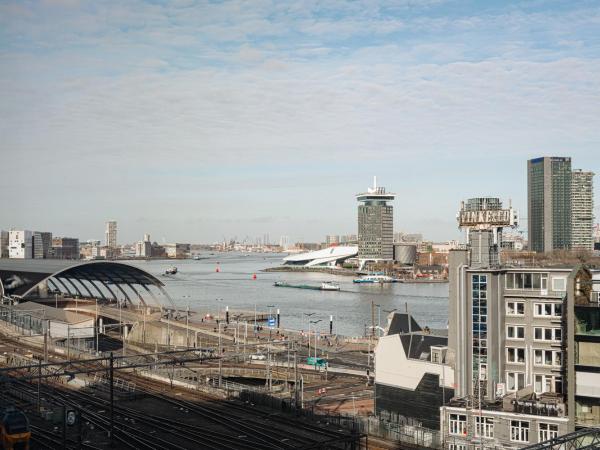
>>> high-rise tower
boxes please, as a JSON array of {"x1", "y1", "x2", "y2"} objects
[
  {"x1": 527, "y1": 157, "x2": 572, "y2": 253},
  {"x1": 105, "y1": 220, "x2": 117, "y2": 248},
  {"x1": 356, "y1": 177, "x2": 395, "y2": 268},
  {"x1": 571, "y1": 169, "x2": 595, "y2": 251}
]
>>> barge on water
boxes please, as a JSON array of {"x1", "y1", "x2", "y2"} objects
[{"x1": 274, "y1": 281, "x2": 340, "y2": 291}]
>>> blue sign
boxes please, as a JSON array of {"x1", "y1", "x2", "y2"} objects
[{"x1": 268, "y1": 318, "x2": 276, "y2": 327}]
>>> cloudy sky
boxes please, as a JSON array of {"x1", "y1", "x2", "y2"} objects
[{"x1": 1, "y1": 0, "x2": 599, "y2": 244}]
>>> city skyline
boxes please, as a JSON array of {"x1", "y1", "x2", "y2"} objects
[{"x1": 1, "y1": 1, "x2": 599, "y2": 243}]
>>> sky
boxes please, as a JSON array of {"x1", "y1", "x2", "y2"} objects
[{"x1": 1, "y1": 0, "x2": 599, "y2": 244}]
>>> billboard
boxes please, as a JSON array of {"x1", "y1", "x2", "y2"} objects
[{"x1": 458, "y1": 209, "x2": 513, "y2": 227}]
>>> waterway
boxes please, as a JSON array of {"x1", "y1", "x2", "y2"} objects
[{"x1": 129, "y1": 253, "x2": 448, "y2": 337}]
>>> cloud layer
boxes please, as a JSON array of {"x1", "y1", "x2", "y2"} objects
[{"x1": 1, "y1": 0, "x2": 599, "y2": 242}]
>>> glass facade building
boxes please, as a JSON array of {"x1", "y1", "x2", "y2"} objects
[{"x1": 527, "y1": 157, "x2": 572, "y2": 253}]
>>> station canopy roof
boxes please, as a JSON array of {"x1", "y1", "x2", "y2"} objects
[{"x1": 0, "y1": 259, "x2": 174, "y2": 310}]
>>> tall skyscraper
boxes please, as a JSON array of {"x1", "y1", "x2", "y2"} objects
[
  {"x1": 357, "y1": 177, "x2": 394, "y2": 268},
  {"x1": 571, "y1": 169, "x2": 595, "y2": 251},
  {"x1": 105, "y1": 220, "x2": 117, "y2": 248},
  {"x1": 527, "y1": 157, "x2": 572, "y2": 253}
]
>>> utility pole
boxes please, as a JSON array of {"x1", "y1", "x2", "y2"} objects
[
  {"x1": 37, "y1": 359, "x2": 41, "y2": 413},
  {"x1": 294, "y1": 351, "x2": 298, "y2": 407}
]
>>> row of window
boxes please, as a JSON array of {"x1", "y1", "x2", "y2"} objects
[
  {"x1": 506, "y1": 372, "x2": 562, "y2": 394},
  {"x1": 506, "y1": 325, "x2": 562, "y2": 342},
  {"x1": 448, "y1": 414, "x2": 559, "y2": 443},
  {"x1": 506, "y1": 348, "x2": 562, "y2": 367},
  {"x1": 506, "y1": 301, "x2": 562, "y2": 317},
  {"x1": 505, "y1": 272, "x2": 567, "y2": 292}
]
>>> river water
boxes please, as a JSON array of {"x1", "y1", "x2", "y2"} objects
[{"x1": 128, "y1": 253, "x2": 448, "y2": 337}]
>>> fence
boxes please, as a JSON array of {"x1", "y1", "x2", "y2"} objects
[{"x1": 239, "y1": 390, "x2": 442, "y2": 449}]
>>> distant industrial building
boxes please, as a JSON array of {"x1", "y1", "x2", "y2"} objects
[
  {"x1": 283, "y1": 246, "x2": 357, "y2": 267},
  {"x1": 8, "y1": 230, "x2": 32, "y2": 259},
  {"x1": 340, "y1": 234, "x2": 358, "y2": 245},
  {"x1": 10, "y1": 301, "x2": 95, "y2": 339},
  {"x1": 393, "y1": 243, "x2": 417, "y2": 265},
  {"x1": 50, "y1": 237, "x2": 80, "y2": 260},
  {"x1": 571, "y1": 169, "x2": 595, "y2": 251},
  {"x1": 135, "y1": 233, "x2": 152, "y2": 258},
  {"x1": 357, "y1": 177, "x2": 394, "y2": 268},
  {"x1": 164, "y1": 243, "x2": 190, "y2": 259},
  {"x1": 528, "y1": 157, "x2": 572, "y2": 253},
  {"x1": 105, "y1": 220, "x2": 117, "y2": 248}
]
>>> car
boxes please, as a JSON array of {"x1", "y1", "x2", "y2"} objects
[{"x1": 249, "y1": 353, "x2": 266, "y2": 361}]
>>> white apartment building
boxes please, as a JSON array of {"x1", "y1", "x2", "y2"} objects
[{"x1": 9, "y1": 230, "x2": 33, "y2": 259}]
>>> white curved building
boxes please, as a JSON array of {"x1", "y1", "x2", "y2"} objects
[{"x1": 283, "y1": 246, "x2": 358, "y2": 267}]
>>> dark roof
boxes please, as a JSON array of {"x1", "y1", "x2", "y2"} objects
[
  {"x1": 400, "y1": 333, "x2": 448, "y2": 360},
  {"x1": 387, "y1": 312, "x2": 422, "y2": 335},
  {"x1": 0, "y1": 260, "x2": 168, "y2": 307}
]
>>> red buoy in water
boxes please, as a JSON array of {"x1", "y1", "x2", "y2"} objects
[
  {"x1": 252, "y1": 273, "x2": 257, "y2": 280},
  {"x1": 216, "y1": 266, "x2": 220, "y2": 273}
]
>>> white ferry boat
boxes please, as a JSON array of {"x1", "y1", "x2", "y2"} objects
[{"x1": 353, "y1": 274, "x2": 396, "y2": 284}]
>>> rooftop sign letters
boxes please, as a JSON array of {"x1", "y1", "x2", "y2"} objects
[{"x1": 458, "y1": 209, "x2": 512, "y2": 227}]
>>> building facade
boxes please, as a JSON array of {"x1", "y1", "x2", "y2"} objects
[
  {"x1": 50, "y1": 237, "x2": 80, "y2": 259},
  {"x1": 105, "y1": 220, "x2": 117, "y2": 248},
  {"x1": 0, "y1": 231, "x2": 9, "y2": 258},
  {"x1": 8, "y1": 230, "x2": 33, "y2": 259},
  {"x1": 571, "y1": 170, "x2": 595, "y2": 251},
  {"x1": 527, "y1": 157, "x2": 572, "y2": 253},
  {"x1": 357, "y1": 178, "x2": 394, "y2": 268},
  {"x1": 135, "y1": 234, "x2": 152, "y2": 257}
]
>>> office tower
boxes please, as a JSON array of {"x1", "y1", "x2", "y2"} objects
[
  {"x1": 527, "y1": 157, "x2": 572, "y2": 253},
  {"x1": 357, "y1": 177, "x2": 394, "y2": 268},
  {"x1": 50, "y1": 237, "x2": 80, "y2": 259},
  {"x1": 0, "y1": 231, "x2": 8, "y2": 258},
  {"x1": 8, "y1": 230, "x2": 33, "y2": 258},
  {"x1": 32, "y1": 232, "x2": 44, "y2": 258},
  {"x1": 105, "y1": 220, "x2": 117, "y2": 248},
  {"x1": 571, "y1": 170, "x2": 595, "y2": 251}
]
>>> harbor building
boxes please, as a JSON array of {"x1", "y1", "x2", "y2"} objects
[
  {"x1": 8, "y1": 230, "x2": 33, "y2": 259},
  {"x1": 283, "y1": 245, "x2": 357, "y2": 267},
  {"x1": 374, "y1": 312, "x2": 454, "y2": 430},
  {"x1": 105, "y1": 220, "x2": 117, "y2": 248},
  {"x1": 571, "y1": 169, "x2": 595, "y2": 251},
  {"x1": 135, "y1": 233, "x2": 152, "y2": 257},
  {"x1": 357, "y1": 177, "x2": 395, "y2": 269},
  {"x1": 528, "y1": 157, "x2": 572, "y2": 253}
]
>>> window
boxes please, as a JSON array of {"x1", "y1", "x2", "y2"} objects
[
  {"x1": 506, "y1": 273, "x2": 549, "y2": 290},
  {"x1": 533, "y1": 327, "x2": 562, "y2": 342},
  {"x1": 507, "y1": 301, "x2": 525, "y2": 316},
  {"x1": 449, "y1": 414, "x2": 467, "y2": 436},
  {"x1": 507, "y1": 347, "x2": 526, "y2": 363},
  {"x1": 534, "y1": 375, "x2": 563, "y2": 394},
  {"x1": 507, "y1": 325, "x2": 525, "y2": 339},
  {"x1": 539, "y1": 423, "x2": 559, "y2": 442},
  {"x1": 507, "y1": 371, "x2": 525, "y2": 391},
  {"x1": 552, "y1": 278, "x2": 567, "y2": 292},
  {"x1": 511, "y1": 420, "x2": 530, "y2": 443},
  {"x1": 534, "y1": 303, "x2": 562, "y2": 318},
  {"x1": 449, "y1": 445, "x2": 467, "y2": 450},
  {"x1": 534, "y1": 349, "x2": 562, "y2": 367},
  {"x1": 475, "y1": 416, "x2": 494, "y2": 438}
]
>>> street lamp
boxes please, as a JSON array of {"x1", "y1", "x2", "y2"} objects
[
  {"x1": 310, "y1": 319, "x2": 322, "y2": 361},
  {"x1": 215, "y1": 298, "x2": 223, "y2": 322}
]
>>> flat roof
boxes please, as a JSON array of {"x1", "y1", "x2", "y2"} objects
[{"x1": 11, "y1": 301, "x2": 93, "y2": 324}]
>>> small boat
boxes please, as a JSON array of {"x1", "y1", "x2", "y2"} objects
[
  {"x1": 320, "y1": 282, "x2": 340, "y2": 291},
  {"x1": 353, "y1": 274, "x2": 396, "y2": 284},
  {"x1": 164, "y1": 266, "x2": 178, "y2": 275}
]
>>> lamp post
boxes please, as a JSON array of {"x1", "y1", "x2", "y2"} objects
[
  {"x1": 215, "y1": 298, "x2": 223, "y2": 322},
  {"x1": 267, "y1": 304, "x2": 275, "y2": 341},
  {"x1": 310, "y1": 319, "x2": 322, "y2": 365},
  {"x1": 303, "y1": 312, "x2": 315, "y2": 352}
]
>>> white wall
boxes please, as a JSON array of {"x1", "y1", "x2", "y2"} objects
[{"x1": 375, "y1": 334, "x2": 455, "y2": 390}]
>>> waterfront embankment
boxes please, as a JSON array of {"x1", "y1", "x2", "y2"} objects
[{"x1": 263, "y1": 266, "x2": 357, "y2": 276}]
